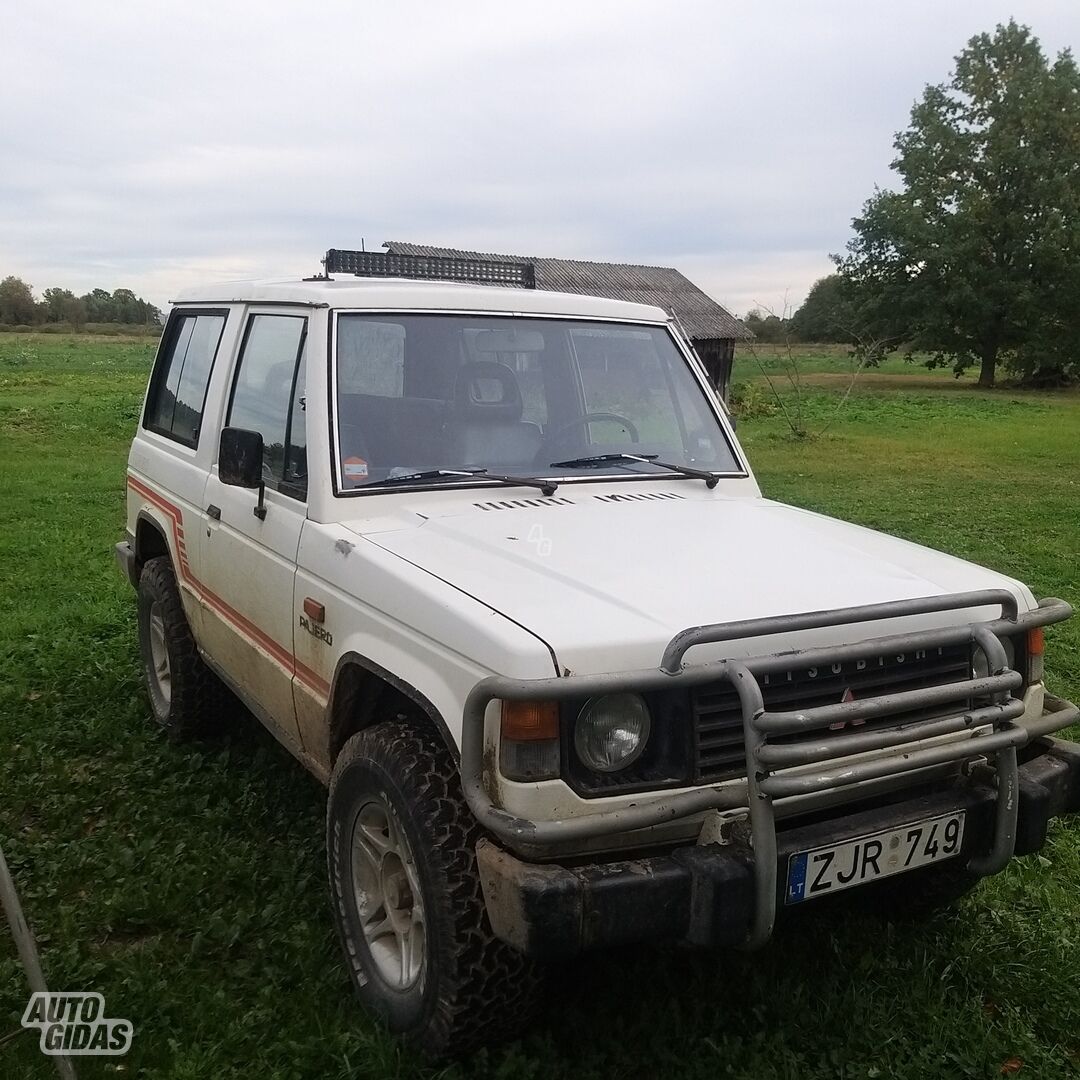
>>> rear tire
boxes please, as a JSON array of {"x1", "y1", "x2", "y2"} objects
[
  {"x1": 327, "y1": 720, "x2": 540, "y2": 1058},
  {"x1": 136, "y1": 556, "x2": 227, "y2": 739}
]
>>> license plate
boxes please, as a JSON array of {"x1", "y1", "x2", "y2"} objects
[{"x1": 785, "y1": 811, "x2": 966, "y2": 905}]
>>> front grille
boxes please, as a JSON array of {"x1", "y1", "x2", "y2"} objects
[{"x1": 691, "y1": 643, "x2": 973, "y2": 782}]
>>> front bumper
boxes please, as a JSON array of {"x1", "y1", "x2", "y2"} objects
[
  {"x1": 478, "y1": 736, "x2": 1080, "y2": 957},
  {"x1": 464, "y1": 589, "x2": 1076, "y2": 948}
]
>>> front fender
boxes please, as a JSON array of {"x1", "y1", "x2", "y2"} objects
[{"x1": 292, "y1": 523, "x2": 559, "y2": 774}]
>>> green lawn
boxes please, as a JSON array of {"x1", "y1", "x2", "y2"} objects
[
  {"x1": 1, "y1": 336, "x2": 1078, "y2": 1079},
  {"x1": 734, "y1": 341, "x2": 968, "y2": 380}
]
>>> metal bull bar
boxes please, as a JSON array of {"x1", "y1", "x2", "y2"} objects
[{"x1": 460, "y1": 590, "x2": 1078, "y2": 948}]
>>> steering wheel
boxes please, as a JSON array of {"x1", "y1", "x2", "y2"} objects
[{"x1": 542, "y1": 411, "x2": 640, "y2": 453}]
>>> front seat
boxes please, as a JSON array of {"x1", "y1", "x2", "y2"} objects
[{"x1": 445, "y1": 361, "x2": 543, "y2": 469}]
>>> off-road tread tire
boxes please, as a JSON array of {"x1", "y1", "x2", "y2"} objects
[
  {"x1": 137, "y1": 556, "x2": 228, "y2": 739},
  {"x1": 327, "y1": 720, "x2": 541, "y2": 1059}
]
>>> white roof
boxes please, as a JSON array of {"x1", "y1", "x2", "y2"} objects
[{"x1": 172, "y1": 277, "x2": 670, "y2": 324}]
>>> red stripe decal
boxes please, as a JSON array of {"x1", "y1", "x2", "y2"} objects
[{"x1": 128, "y1": 475, "x2": 330, "y2": 698}]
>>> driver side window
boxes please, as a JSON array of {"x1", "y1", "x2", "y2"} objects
[{"x1": 227, "y1": 314, "x2": 308, "y2": 494}]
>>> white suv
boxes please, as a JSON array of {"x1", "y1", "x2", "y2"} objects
[{"x1": 116, "y1": 257, "x2": 1079, "y2": 1057}]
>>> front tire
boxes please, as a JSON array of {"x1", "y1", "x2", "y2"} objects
[
  {"x1": 327, "y1": 720, "x2": 540, "y2": 1058},
  {"x1": 136, "y1": 556, "x2": 227, "y2": 739}
]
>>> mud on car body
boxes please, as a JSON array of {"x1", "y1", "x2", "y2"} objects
[{"x1": 116, "y1": 254, "x2": 1080, "y2": 1057}]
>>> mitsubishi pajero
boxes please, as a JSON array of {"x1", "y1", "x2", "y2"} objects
[{"x1": 116, "y1": 250, "x2": 1080, "y2": 1057}]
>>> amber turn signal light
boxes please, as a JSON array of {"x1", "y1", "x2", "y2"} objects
[
  {"x1": 1026, "y1": 627, "x2": 1046, "y2": 683},
  {"x1": 500, "y1": 700, "x2": 560, "y2": 781},
  {"x1": 500, "y1": 700, "x2": 559, "y2": 741}
]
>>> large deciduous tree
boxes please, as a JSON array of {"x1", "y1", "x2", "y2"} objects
[
  {"x1": 836, "y1": 21, "x2": 1080, "y2": 386},
  {"x1": 789, "y1": 275, "x2": 856, "y2": 343},
  {"x1": 0, "y1": 276, "x2": 39, "y2": 325}
]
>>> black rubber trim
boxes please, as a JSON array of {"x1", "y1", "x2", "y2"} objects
[
  {"x1": 329, "y1": 650, "x2": 460, "y2": 763},
  {"x1": 114, "y1": 541, "x2": 138, "y2": 589}
]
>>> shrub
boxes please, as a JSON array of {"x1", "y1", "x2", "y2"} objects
[{"x1": 729, "y1": 382, "x2": 779, "y2": 419}]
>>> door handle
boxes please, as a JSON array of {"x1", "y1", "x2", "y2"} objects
[{"x1": 206, "y1": 504, "x2": 221, "y2": 520}]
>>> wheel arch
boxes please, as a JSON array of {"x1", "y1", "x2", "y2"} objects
[
  {"x1": 327, "y1": 651, "x2": 459, "y2": 767},
  {"x1": 134, "y1": 510, "x2": 171, "y2": 570}
]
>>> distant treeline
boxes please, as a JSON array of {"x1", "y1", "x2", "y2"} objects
[{"x1": 0, "y1": 274, "x2": 162, "y2": 329}]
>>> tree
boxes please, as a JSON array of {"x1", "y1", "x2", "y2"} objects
[
  {"x1": 81, "y1": 288, "x2": 114, "y2": 323},
  {"x1": 75, "y1": 286, "x2": 162, "y2": 326},
  {"x1": 0, "y1": 276, "x2": 39, "y2": 325},
  {"x1": 41, "y1": 287, "x2": 94, "y2": 328},
  {"x1": 742, "y1": 308, "x2": 790, "y2": 343},
  {"x1": 67, "y1": 296, "x2": 88, "y2": 330},
  {"x1": 42, "y1": 287, "x2": 78, "y2": 323},
  {"x1": 111, "y1": 288, "x2": 140, "y2": 323},
  {"x1": 789, "y1": 275, "x2": 856, "y2": 343},
  {"x1": 836, "y1": 21, "x2": 1080, "y2": 386},
  {"x1": 1, "y1": 278, "x2": 159, "y2": 328}
]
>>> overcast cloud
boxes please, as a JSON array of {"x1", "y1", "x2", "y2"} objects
[{"x1": 3, "y1": 0, "x2": 1078, "y2": 317}]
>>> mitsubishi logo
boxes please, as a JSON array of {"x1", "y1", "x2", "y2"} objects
[{"x1": 830, "y1": 686, "x2": 865, "y2": 731}]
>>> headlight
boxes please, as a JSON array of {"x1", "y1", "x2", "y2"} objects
[
  {"x1": 574, "y1": 693, "x2": 651, "y2": 773},
  {"x1": 972, "y1": 636, "x2": 1016, "y2": 678}
]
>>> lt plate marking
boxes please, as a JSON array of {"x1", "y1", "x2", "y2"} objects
[{"x1": 786, "y1": 811, "x2": 966, "y2": 904}]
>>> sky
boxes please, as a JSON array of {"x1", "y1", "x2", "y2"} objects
[{"x1": 2, "y1": 0, "x2": 1078, "y2": 319}]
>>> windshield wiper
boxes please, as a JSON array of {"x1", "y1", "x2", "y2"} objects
[
  {"x1": 549, "y1": 453, "x2": 718, "y2": 489},
  {"x1": 360, "y1": 468, "x2": 558, "y2": 496}
]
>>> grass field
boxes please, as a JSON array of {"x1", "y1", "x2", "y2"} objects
[
  {"x1": 1, "y1": 335, "x2": 1078, "y2": 1079},
  {"x1": 735, "y1": 341, "x2": 966, "y2": 379}
]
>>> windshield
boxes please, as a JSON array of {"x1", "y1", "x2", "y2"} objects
[{"x1": 333, "y1": 314, "x2": 740, "y2": 491}]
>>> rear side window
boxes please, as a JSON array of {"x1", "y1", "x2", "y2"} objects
[
  {"x1": 144, "y1": 309, "x2": 227, "y2": 447},
  {"x1": 227, "y1": 314, "x2": 308, "y2": 495}
]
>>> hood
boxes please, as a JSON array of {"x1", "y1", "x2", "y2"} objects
[{"x1": 346, "y1": 486, "x2": 1034, "y2": 674}]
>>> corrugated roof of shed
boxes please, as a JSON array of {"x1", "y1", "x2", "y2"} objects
[{"x1": 383, "y1": 241, "x2": 751, "y2": 341}]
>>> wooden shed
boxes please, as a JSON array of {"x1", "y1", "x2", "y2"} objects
[{"x1": 382, "y1": 241, "x2": 750, "y2": 400}]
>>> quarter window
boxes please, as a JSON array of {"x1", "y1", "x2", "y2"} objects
[
  {"x1": 144, "y1": 310, "x2": 227, "y2": 446},
  {"x1": 227, "y1": 315, "x2": 308, "y2": 494}
]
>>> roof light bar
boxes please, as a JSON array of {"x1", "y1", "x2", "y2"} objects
[{"x1": 323, "y1": 249, "x2": 536, "y2": 288}]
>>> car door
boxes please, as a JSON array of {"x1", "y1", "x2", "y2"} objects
[{"x1": 196, "y1": 309, "x2": 309, "y2": 747}]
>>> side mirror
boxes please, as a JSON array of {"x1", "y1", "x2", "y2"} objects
[
  {"x1": 220, "y1": 427, "x2": 263, "y2": 487},
  {"x1": 219, "y1": 427, "x2": 267, "y2": 520}
]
